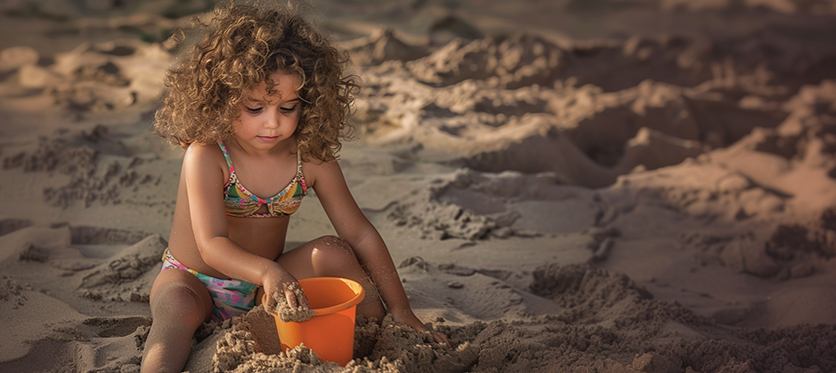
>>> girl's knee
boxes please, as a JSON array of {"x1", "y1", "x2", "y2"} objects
[
  {"x1": 311, "y1": 236, "x2": 355, "y2": 262},
  {"x1": 151, "y1": 284, "x2": 210, "y2": 328},
  {"x1": 309, "y1": 236, "x2": 365, "y2": 275}
]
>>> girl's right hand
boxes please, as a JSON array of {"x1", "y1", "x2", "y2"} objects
[{"x1": 262, "y1": 267, "x2": 310, "y2": 315}]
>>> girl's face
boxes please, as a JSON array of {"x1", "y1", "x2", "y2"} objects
[{"x1": 232, "y1": 71, "x2": 302, "y2": 151}]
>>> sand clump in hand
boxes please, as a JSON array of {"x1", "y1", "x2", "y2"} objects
[{"x1": 270, "y1": 282, "x2": 316, "y2": 323}]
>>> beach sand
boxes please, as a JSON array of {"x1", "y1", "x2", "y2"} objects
[{"x1": 1, "y1": 0, "x2": 836, "y2": 372}]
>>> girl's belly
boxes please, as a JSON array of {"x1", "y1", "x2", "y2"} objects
[
  {"x1": 167, "y1": 214, "x2": 290, "y2": 280},
  {"x1": 226, "y1": 215, "x2": 289, "y2": 259}
]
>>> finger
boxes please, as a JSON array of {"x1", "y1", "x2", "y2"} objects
[
  {"x1": 433, "y1": 332, "x2": 452, "y2": 348},
  {"x1": 266, "y1": 291, "x2": 278, "y2": 313},
  {"x1": 285, "y1": 287, "x2": 298, "y2": 308},
  {"x1": 296, "y1": 291, "x2": 310, "y2": 309}
]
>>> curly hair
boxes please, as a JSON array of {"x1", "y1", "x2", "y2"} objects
[{"x1": 154, "y1": 1, "x2": 358, "y2": 163}]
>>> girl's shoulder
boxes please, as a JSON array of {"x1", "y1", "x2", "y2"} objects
[
  {"x1": 183, "y1": 142, "x2": 228, "y2": 175},
  {"x1": 185, "y1": 142, "x2": 224, "y2": 158},
  {"x1": 300, "y1": 157, "x2": 342, "y2": 189}
]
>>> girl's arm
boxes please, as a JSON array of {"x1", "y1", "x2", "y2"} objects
[
  {"x1": 310, "y1": 160, "x2": 450, "y2": 345},
  {"x1": 182, "y1": 144, "x2": 308, "y2": 311}
]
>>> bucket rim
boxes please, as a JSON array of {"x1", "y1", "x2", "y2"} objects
[
  {"x1": 299, "y1": 277, "x2": 365, "y2": 316},
  {"x1": 264, "y1": 277, "x2": 366, "y2": 318}
]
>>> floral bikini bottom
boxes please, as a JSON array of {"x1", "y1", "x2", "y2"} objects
[{"x1": 160, "y1": 248, "x2": 258, "y2": 323}]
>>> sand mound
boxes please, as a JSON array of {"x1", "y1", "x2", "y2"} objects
[
  {"x1": 0, "y1": 223, "x2": 158, "y2": 372},
  {"x1": 1, "y1": 38, "x2": 170, "y2": 113},
  {"x1": 78, "y1": 234, "x2": 166, "y2": 302},
  {"x1": 2, "y1": 123, "x2": 171, "y2": 211},
  {"x1": 384, "y1": 167, "x2": 604, "y2": 240},
  {"x1": 564, "y1": 0, "x2": 836, "y2": 14},
  {"x1": 188, "y1": 264, "x2": 836, "y2": 373},
  {"x1": 338, "y1": 27, "x2": 431, "y2": 66},
  {"x1": 349, "y1": 28, "x2": 826, "y2": 189}
]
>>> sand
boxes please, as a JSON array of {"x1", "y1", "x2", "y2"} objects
[{"x1": 1, "y1": 0, "x2": 836, "y2": 372}]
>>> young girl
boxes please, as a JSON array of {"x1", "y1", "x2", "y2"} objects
[{"x1": 141, "y1": 2, "x2": 449, "y2": 372}]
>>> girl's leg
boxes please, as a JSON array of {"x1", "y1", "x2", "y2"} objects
[
  {"x1": 141, "y1": 268, "x2": 213, "y2": 373},
  {"x1": 274, "y1": 235, "x2": 386, "y2": 322}
]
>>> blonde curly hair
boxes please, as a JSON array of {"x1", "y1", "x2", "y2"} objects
[{"x1": 154, "y1": 1, "x2": 358, "y2": 163}]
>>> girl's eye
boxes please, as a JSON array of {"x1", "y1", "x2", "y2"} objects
[
  {"x1": 244, "y1": 106, "x2": 262, "y2": 113},
  {"x1": 280, "y1": 105, "x2": 298, "y2": 112}
]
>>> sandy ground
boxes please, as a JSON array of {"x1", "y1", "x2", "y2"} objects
[{"x1": 1, "y1": 0, "x2": 836, "y2": 372}]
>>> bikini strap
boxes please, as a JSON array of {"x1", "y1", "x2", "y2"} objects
[
  {"x1": 295, "y1": 146, "x2": 303, "y2": 175},
  {"x1": 218, "y1": 141, "x2": 236, "y2": 174},
  {"x1": 294, "y1": 144, "x2": 307, "y2": 193}
]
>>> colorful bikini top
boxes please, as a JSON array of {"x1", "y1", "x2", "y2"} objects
[{"x1": 219, "y1": 142, "x2": 307, "y2": 218}]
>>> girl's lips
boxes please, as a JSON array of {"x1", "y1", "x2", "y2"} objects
[{"x1": 258, "y1": 136, "x2": 279, "y2": 142}]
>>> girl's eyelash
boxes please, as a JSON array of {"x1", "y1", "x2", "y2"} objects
[{"x1": 243, "y1": 103, "x2": 299, "y2": 113}]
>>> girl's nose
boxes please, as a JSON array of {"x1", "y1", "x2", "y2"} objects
[{"x1": 264, "y1": 112, "x2": 280, "y2": 128}]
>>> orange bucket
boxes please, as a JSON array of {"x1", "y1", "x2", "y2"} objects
[{"x1": 269, "y1": 277, "x2": 365, "y2": 366}]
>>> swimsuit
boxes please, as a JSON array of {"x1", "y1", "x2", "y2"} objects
[
  {"x1": 160, "y1": 248, "x2": 258, "y2": 322},
  {"x1": 220, "y1": 141, "x2": 307, "y2": 218}
]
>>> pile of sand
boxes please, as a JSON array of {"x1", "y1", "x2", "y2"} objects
[{"x1": 186, "y1": 264, "x2": 836, "y2": 373}]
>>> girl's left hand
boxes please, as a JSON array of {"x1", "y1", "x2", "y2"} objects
[
  {"x1": 393, "y1": 310, "x2": 452, "y2": 348},
  {"x1": 429, "y1": 330, "x2": 452, "y2": 347}
]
